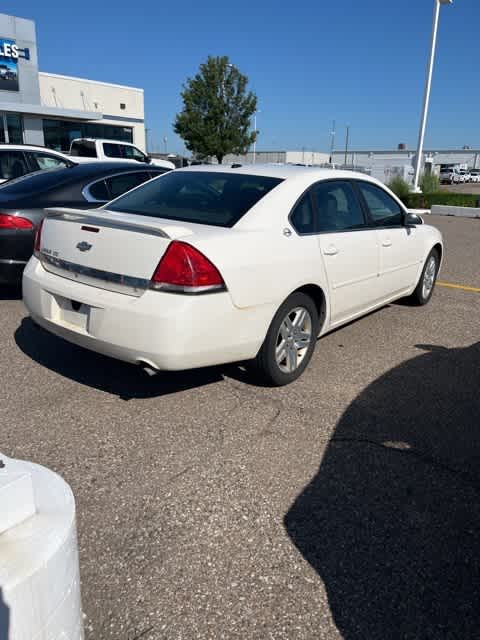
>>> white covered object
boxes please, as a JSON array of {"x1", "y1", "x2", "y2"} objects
[{"x1": 0, "y1": 453, "x2": 84, "y2": 639}]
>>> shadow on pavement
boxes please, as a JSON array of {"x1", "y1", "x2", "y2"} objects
[
  {"x1": 285, "y1": 342, "x2": 480, "y2": 639},
  {"x1": 15, "y1": 317, "x2": 224, "y2": 400},
  {"x1": 0, "y1": 588, "x2": 9, "y2": 640}
]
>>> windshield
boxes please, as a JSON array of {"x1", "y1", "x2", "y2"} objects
[{"x1": 106, "y1": 171, "x2": 283, "y2": 227}]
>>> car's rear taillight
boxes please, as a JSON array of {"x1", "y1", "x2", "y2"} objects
[
  {"x1": 34, "y1": 219, "x2": 44, "y2": 255},
  {"x1": 0, "y1": 213, "x2": 34, "y2": 230},
  {"x1": 150, "y1": 241, "x2": 226, "y2": 294}
]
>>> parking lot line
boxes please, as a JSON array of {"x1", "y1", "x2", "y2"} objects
[{"x1": 437, "y1": 280, "x2": 480, "y2": 293}]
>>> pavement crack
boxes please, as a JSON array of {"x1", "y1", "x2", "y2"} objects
[{"x1": 167, "y1": 465, "x2": 194, "y2": 484}]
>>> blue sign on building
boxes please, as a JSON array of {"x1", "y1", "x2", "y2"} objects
[{"x1": 0, "y1": 38, "x2": 19, "y2": 91}]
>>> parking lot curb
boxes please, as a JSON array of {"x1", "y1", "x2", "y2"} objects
[{"x1": 431, "y1": 205, "x2": 480, "y2": 219}]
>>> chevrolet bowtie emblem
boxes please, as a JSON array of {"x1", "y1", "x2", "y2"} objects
[{"x1": 76, "y1": 241, "x2": 92, "y2": 252}]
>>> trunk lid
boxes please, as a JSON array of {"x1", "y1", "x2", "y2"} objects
[{"x1": 38, "y1": 208, "x2": 199, "y2": 296}]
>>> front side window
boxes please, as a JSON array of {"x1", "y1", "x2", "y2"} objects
[
  {"x1": 105, "y1": 172, "x2": 151, "y2": 199},
  {"x1": 29, "y1": 152, "x2": 70, "y2": 171},
  {"x1": 107, "y1": 171, "x2": 283, "y2": 227},
  {"x1": 122, "y1": 145, "x2": 147, "y2": 162},
  {"x1": 357, "y1": 181, "x2": 403, "y2": 226},
  {"x1": 313, "y1": 181, "x2": 366, "y2": 232},
  {"x1": 0, "y1": 150, "x2": 28, "y2": 180}
]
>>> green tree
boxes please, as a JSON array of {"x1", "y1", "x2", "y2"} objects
[{"x1": 174, "y1": 56, "x2": 257, "y2": 164}]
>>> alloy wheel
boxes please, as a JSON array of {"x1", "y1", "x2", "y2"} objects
[{"x1": 275, "y1": 306, "x2": 313, "y2": 373}]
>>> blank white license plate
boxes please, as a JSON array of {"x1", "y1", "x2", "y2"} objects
[{"x1": 52, "y1": 294, "x2": 90, "y2": 331}]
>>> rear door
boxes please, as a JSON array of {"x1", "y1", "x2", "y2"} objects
[
  {"x1": 355, "y1": 180, "x2": 423, "y2": 298},
  {"x1": 311, "y1": 180, "x2": 380, "y2": 325}
]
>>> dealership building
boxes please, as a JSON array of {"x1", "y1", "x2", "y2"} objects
[
  {"x1": 0, "y1": 13, "x2": 145, "y2": 151},
  {"x1": 225, "y1": 147, "x2": 480, "y2": 185}
]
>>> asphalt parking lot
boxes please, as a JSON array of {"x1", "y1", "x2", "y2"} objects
[
  {"x1": 440, "y1": 181, "x2": 480, "y2": 194},
  {"x1": 1, "y1": 214, "x2": 479, "y2": 640}
]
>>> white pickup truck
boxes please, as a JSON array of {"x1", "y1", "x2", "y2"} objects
[{"x1": 68, "y1": 138, "x2": 175, "y2": 170}]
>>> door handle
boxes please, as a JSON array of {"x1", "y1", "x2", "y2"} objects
[
  {"x1": 382, "y1": 239, "x2": 392, "y2": 247},
  {"x1": 323, "y1": 244, "x2": 339, "y2": 256}
]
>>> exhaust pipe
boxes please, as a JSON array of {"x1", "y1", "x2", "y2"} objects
[{"x1": 138, "y1": 359, "x2": 160, "y2": 376}]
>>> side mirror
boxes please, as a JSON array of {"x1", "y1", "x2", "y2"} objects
[
  {"x1": 145, "y1": 155, "x2": 152, "y2": 164},
  {"x1": 405, "y1": 213, "x2": 423, "y2": 227}
]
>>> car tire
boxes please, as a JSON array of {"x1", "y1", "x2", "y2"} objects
[
  {"x1": 250, "y1": 292, "x2": 319, "y2": 386},
  {"x1": 409, "y1": 248, "x2": 440, "y2": 306}
]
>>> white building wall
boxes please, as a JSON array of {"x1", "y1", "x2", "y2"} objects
[
  {"x1": 222, "y1": 150, "x2": 329, "y2": 165},
  {"x1": 285, "y1": 151, "x2": 329, "y2": 165},
  {"x1": 331, "y1": 149, "x2": 480, "y2": 184},
  {"x1": 38, "y1": 73, "x2": 145, "y2": 149}
]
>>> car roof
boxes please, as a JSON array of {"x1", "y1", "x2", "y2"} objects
[
  {"x1": 0, "y1": 161, "x2": 164, "y2": 202},
  {"x1": 176, "y1": 162, "x2": 380, "y2": 184},
  {"x1": 0, "y1": 143, "x2": 70, "y2": 155},
  {"x1": 71, "y1": 138, "x2": 137, "y2": 145}
]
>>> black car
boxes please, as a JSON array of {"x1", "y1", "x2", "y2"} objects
[{"x1": 0, "y1": 162, "x2": 171, "y2": 285}]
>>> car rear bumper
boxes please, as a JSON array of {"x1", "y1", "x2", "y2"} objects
[
  {"x1": 0, "y1": 259, "x2": 27, "y2": 285},
  {"x1": 0, "y1": 229, "x2": 34, "y2": 284},
  {"x1": 23, "y1": 256, "x2": 274, "y2": 371}
]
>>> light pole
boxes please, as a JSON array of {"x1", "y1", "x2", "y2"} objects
[
  {"x1": 253, "y1": 110, "x2": 260, "y2": 163},
  {"x1": 412, "y1": 0, "x2": 453, "y2": 192},
  {"x1": 344, "y1": 125, "x2": 350, "y2": 166},
  {"x1": 329, "y1": 120, "x2": 336, "y2": 164}
]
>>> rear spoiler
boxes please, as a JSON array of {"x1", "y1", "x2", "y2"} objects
[{"x1": 45, "y1": 207, "x2": 171, "y2": 239}]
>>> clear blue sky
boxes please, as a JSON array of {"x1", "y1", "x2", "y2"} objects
[{"x1": 2, "y1": 0, "x2": 477, "y2": 153}]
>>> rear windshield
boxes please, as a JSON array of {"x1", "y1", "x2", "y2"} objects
[{"x1": 106, "y1": 171, "x2": 283, "y2": 227}]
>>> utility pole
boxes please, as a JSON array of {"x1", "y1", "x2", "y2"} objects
[
  {"x1": 329, "y1": 120, "x2": 336, "y2": 164},
  {"x1": 145, "y1": 128, "x2": 150, "y2": 153},
  {"x1": 344, "y1": 125, "x2": 350, "y2": 166}
]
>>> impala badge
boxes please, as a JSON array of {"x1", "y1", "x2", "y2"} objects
[{"x1": 76, "y1": 241, "x2": 92, "y2": 252}]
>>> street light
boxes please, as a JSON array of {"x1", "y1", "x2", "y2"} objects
[
  {"x1": 253, "y1": 110, "x2": 261, "y2": 164},
  {"x1": 412, "y1": 0, "x2": 453, "y2": 193}
]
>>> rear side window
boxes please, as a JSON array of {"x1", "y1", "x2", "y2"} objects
[
  {"x1": 290, "y1": 193, "x2": 315, "y2": 234},
  {"x1": 106, "y1": 171, "x2": 283, "y2": 227},
  {"x1": 70, "y1": 141, "x2": 96, "y2": 158},
  {"x1": 103, "y1": 143, "x2": 122, "y2": 159},
  {"x1": 357, "y1": 181, "x2": 403, "y2": 226},
  {"x1": 0, "y1": 150, "x2": 29, "y2": 180},
  {"x1": 105, "y1": 172, "x2": 151, "y2": 199},
  {"x1": 87, "y1": 179, "x2": 109, "y2": 201},
  {"x1": 149, "y1": 169, "x2": 169, "y2": 179}
]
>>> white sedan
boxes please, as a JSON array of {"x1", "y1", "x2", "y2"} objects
[{"x1": 23, "y1": 165, "x2": 443, "y2": 385}]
